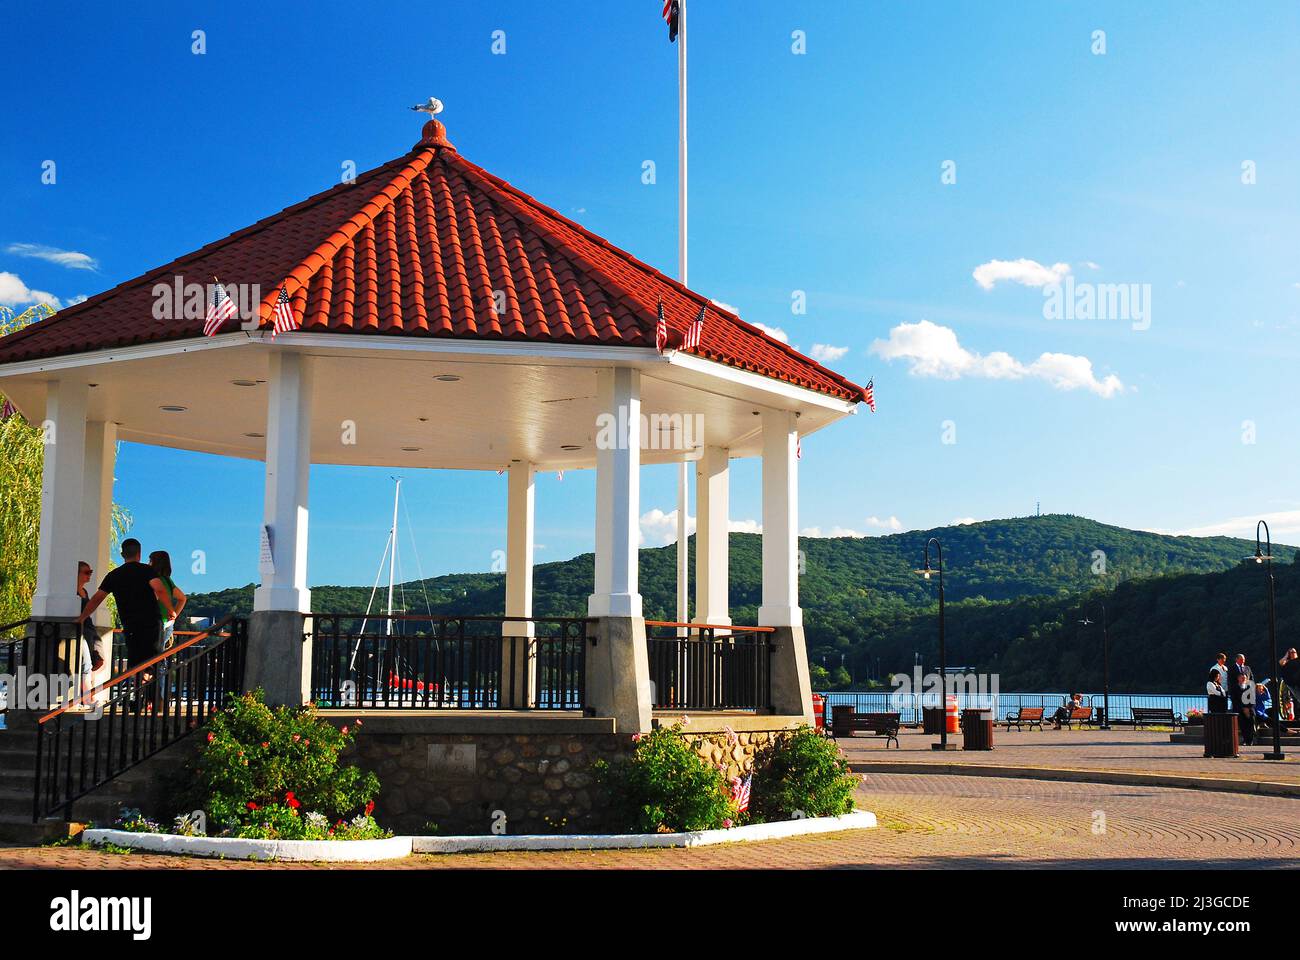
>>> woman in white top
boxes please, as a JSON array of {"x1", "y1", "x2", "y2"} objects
[{"x1": 1206, "y1": 669, "x2": 1228, "y2": 713}]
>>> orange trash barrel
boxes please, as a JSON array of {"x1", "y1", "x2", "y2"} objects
[
  {"x1": 812, "y1": 694, "x2": 826, "y2": 731},
  {"x1": 946, "y1": 695, "x2": 960, "y2": 733}
]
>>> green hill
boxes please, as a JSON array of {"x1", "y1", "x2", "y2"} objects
[{"x1": 187, "y1": 514, "x2": 1284, "y2": 691}]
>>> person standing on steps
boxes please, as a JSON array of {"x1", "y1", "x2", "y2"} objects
[{"x1": 77, "y1": 539, "x2": 176, "y2": 710}]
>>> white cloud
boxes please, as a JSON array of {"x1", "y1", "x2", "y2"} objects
[
  {"x1": 752, "y1": 322, "x2": 789, "y2": 343},
  {"x1": 972, "y1": 258, "x2": 1071, "y2": 291},
  {"x1": 639, "y1": 508, "x2": 695, "y2": 547},
  {"x1": 869, "y1": 320, "x2": 1124, "y2": 398},
  {"x1": 711, "y1": 299, "x2": 741, "y2": 316},
  {"x1": 0, "y1": 272, "x2": 61, "y2": 309},
  {"x1": 810, "y1": 343, "x2": 849, "y2": 363},
  {"x1": 1080, "y1": 261, "x2": 1101, "y2": 270},
  {"x1": 728, "y1": 518, "x2": 762, "y2": 534},
  {"x1": 950, "y1": 517, "x2": 980, "y2": 526},
  {"x1": 66, "y1": 294, "x2": 87, "y2": 306},
  {"x1": 801, "y1": 526, "x2": 865, "y2": 538},
  {"x1": 1172, "y1": 510, "x2": 1300, "y2": 541},
  {"x1": 865, "y1": 515, "x2": 904, "y2": 532},
  {"x1": 5, "y1": 243, "x2": 98, "y2": 271}
]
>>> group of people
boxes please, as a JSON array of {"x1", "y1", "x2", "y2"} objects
[
  {"x1": 73, "y1": 538, "x2": 187, "y2": 704},
  {"x1": 1205, "y1": 651, "x2": 1300, "y2": 744}
]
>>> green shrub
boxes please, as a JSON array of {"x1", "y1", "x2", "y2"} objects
[
  {"x1": 593, "y1": 723, "x2": 735, "y2": 833},
  {"x1": 186, "y1": 690, "x2": 381, "y2": 835},
  {"x1": 750, "y1": 726, "x2": 859, "y2": 822}
]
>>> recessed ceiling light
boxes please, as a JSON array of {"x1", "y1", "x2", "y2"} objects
[
  {"x1": 402, "y1": 446, "x2": 421, "y2": 452},
  {"x1": 560, "y1": 444, "x2": 582, "y2": 451},
  {"x1": 243, "y1": 432, "x2": 265, "y2": 439},
  {"x1": 160, "y1": 405, "x2": 187, "y2": 413},
  {"x1": 231, "y1": 379, "x2": 259, "y2": 387},
  {"x1": 433, "y1": 374, "x2": 461, "y2": 382}
]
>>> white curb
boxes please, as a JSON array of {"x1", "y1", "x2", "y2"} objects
[
  {"x1": 81, "y1": 810, "x2": 875, "y2": 861},
  {"x1": 411, "y1": 810, "x2": 877, "y2": 854},
  {"x1": 81, "y1": 830, "x2": 413, "y2": 862}
]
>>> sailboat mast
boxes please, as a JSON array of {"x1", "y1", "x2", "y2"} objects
[{"x1": 386, "y1": 478, "x2": 401, "y2": 636}]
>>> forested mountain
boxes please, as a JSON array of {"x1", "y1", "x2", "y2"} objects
[{"x1": 187, "y1": 514, "x2": 1291, "y2": 692}]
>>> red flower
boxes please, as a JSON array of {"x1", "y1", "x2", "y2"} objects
[
  {"x1": 364, "y1": 801, "x2": 375, "y2": 817},
  {"x1": 292, "y1": 734, "x2": 301, "y2": 742},
  {"x1": 261, "y1": 741, "x2": 269, "y2": 749},
  {"x1": 354, "y1": 719, "x2": 363, "y2": 727},
  {"x1": 247, "y1": 801, "x2": 259, "y2": 811},
  {"x1": 285, "y1": 791, "x2": 301, "y2": 809},
  {"x1": 206, "y1": 732, "x2": 215, "y2": 743},
  {"x1": 341, "y1": 726, "x2": 349, "y2": 735}
]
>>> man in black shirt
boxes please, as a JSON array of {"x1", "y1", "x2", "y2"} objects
[{"x1": 77, "y1": 538, "x2": 176, "y2": 674}]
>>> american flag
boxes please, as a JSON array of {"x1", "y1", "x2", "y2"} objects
[
  {"x1": 271, "y1": 284, "x2": 299, "y2": 337},
  {"x1": 204, "y1": 281, "x2": 238, "y2": 336},
  {"x1": 731, "y1": 773, "x2": 751, "y2": 813},
  {"x1": 662, "y1": 0, "x2": 680, "y2": 42},
  {"x1": 796, "y1": 438, "x2": 801, "y2": 460},
  {"x1": 655, "y1": 299, "x2": 668, "y2": 353},
  {"x1": 681, "y1": 303, "x2": 704, "y2": 351},
  {"x1": 0, "y1": 398, "x2": 16, "y2": 421},
  {"x1": 864, "y1": 378, "x2": 875, "y2": 413}
]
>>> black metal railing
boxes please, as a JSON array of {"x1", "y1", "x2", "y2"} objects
[
  {"x1": 308, "y1": 614, "x2": 589, "y2": 710},
  {"x1": 814, "y1": 690, "x2": 1206, "y2": 726},
  {"x1": 32, "y1": 616, "x2": 247, "y2": 822},
  {"x1": 1, "y1": 619, "x2": 69, "y2": 707},
  {"x1": 645, "y1": 621, "x2": 774, "y2": 712}
]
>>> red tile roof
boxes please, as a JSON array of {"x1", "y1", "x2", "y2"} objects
[{"x1": 0, "y1": 119, "x2": 867, "y2": 403}]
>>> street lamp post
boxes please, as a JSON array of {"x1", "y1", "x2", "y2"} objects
[
  {"x1": 915, "y1": 537, "x2": 949, "y2": 751},
  {"x1": 1078, "y1": 602, "x2": 1111, "y2": 730},
  {"x1": 1251, "y1": 520, "x2": 1285, "y2": 761}
]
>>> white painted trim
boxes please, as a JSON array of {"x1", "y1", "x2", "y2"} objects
[
  {"x1": 0, "y1": 333, "x2": 248, "y2": 377},
  {"x1": 0, "y1": 331, "x2": 862, "y2": 415},
  {"x1": 81, "y1": 830, "x2": 412, "y2": 862},
  {"x1": 81, "y1": 810, "x2": 876, "y2": 861},
  {"x1": 412, "y1": 811, "x2": 876, "y2": 853},
  {"x1": 665, "y1": 350, "x2": 860, "y2": 414}
]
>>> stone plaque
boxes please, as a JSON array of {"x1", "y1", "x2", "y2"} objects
[{"x1": 427, "y1": 743, "x2": 477, "y2": 780}]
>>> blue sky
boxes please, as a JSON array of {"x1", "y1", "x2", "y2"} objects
[{"x1": 4, "y1": 1, "x2": 1299, "y2": 590}]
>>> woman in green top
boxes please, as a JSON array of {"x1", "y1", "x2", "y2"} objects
[{"x1": 149, "y1": 550, "x2": 187, "y2": 650}]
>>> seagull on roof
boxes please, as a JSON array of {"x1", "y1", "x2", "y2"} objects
[{"x1": 410, "y1": 97, "x2": 444, "y2": 116}]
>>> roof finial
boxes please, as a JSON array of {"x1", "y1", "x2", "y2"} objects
[{"x1": 411, "y1": 97, "x2": 453, "y2": 149}]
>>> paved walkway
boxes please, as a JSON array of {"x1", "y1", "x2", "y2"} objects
[
  {"x1": 3, "y1": 774, "x2": 1296, "y2": 869},
  {"x1": 842, "y1": 728, "x2": 1300, "y2": 788}
]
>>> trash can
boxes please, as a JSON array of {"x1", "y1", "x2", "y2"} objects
[
  {"x1": 922, "y1": 707, "x2": 945, "y2": 734},
  {"x1": 1203, "y1": 712, "x2": 1239, "y2": 758},
  {"x1": 831, "y1": 705, "x2": 855, "y2": 739},
  {"x1": 961, "y1": 708, "x2": 994, "y2": 751},
  {"x1": 812, "y1": 694, "x2": 827, "y2": 732}
]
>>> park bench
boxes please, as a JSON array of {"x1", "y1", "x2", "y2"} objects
[
  {"x1": 1058, "y1": 706, "x2": 1095, "y2": 729},
  {"x1": 1130, "y1": 706, "x2": 1184, "y2": 729},
  {"x1": 831, "y1": 708, "x2": 900, "y2": 747},
  {"x1": 1003, "y1": 706, "x2": 1045, "y2": 732}
]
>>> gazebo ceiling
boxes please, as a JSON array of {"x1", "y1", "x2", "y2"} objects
[
  {"x1": 0, "y1": 336, "x2": 853, "y2": 469},
  {"x1": 0, "y1": 117, "x2": 867, "y2": 405}
]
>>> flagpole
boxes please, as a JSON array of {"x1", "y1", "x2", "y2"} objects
[{"x1": 675, "y1": 0, "x2": 690, "y2": 635}]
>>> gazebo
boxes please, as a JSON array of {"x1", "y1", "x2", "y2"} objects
[{"x1": 0, "y1": 114, "x2": 868, "y2": 743}]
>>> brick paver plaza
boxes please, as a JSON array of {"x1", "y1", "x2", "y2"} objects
[
  {"x1": 842, "y1": 727, "x2": 1300, "y2": 786},
  {"x1": 3, "y1": 758, "x2": 1297, "y2": 870}
]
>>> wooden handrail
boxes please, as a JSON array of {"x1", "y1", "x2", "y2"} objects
[
  {"x1": 644, "y1": 620, "x2": 776, "y2": 633},
  {"x1": 38, "y1": 615, "x2": 236, "y2": 724}
]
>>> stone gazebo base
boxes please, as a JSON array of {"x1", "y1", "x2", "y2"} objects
[{"x1": 329, "y1": 711, "x2": 811, "y2": 836}]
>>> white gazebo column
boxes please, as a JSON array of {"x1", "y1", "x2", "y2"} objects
[
  {"x1": 694, "y1": 445, "x2": 730, "y2": 626},
  {"x1": 501, "y1": 461, "x2": 535, "y2": 708},
  {"x1": 586, "y1": 367, "x2": 652, "y2": 732},
  {"x1": 80, "y1": 420, "x2": 117, "y2": 689},
  {"x1": 249, "y1": 352, "x2": 314, "y2": 705},
  {"x1": 758, "y1": 408, "x2": 813, "y2": 721},
  {"x1": 31, "y1": 379, "x2": 89, "y2": 621}
]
